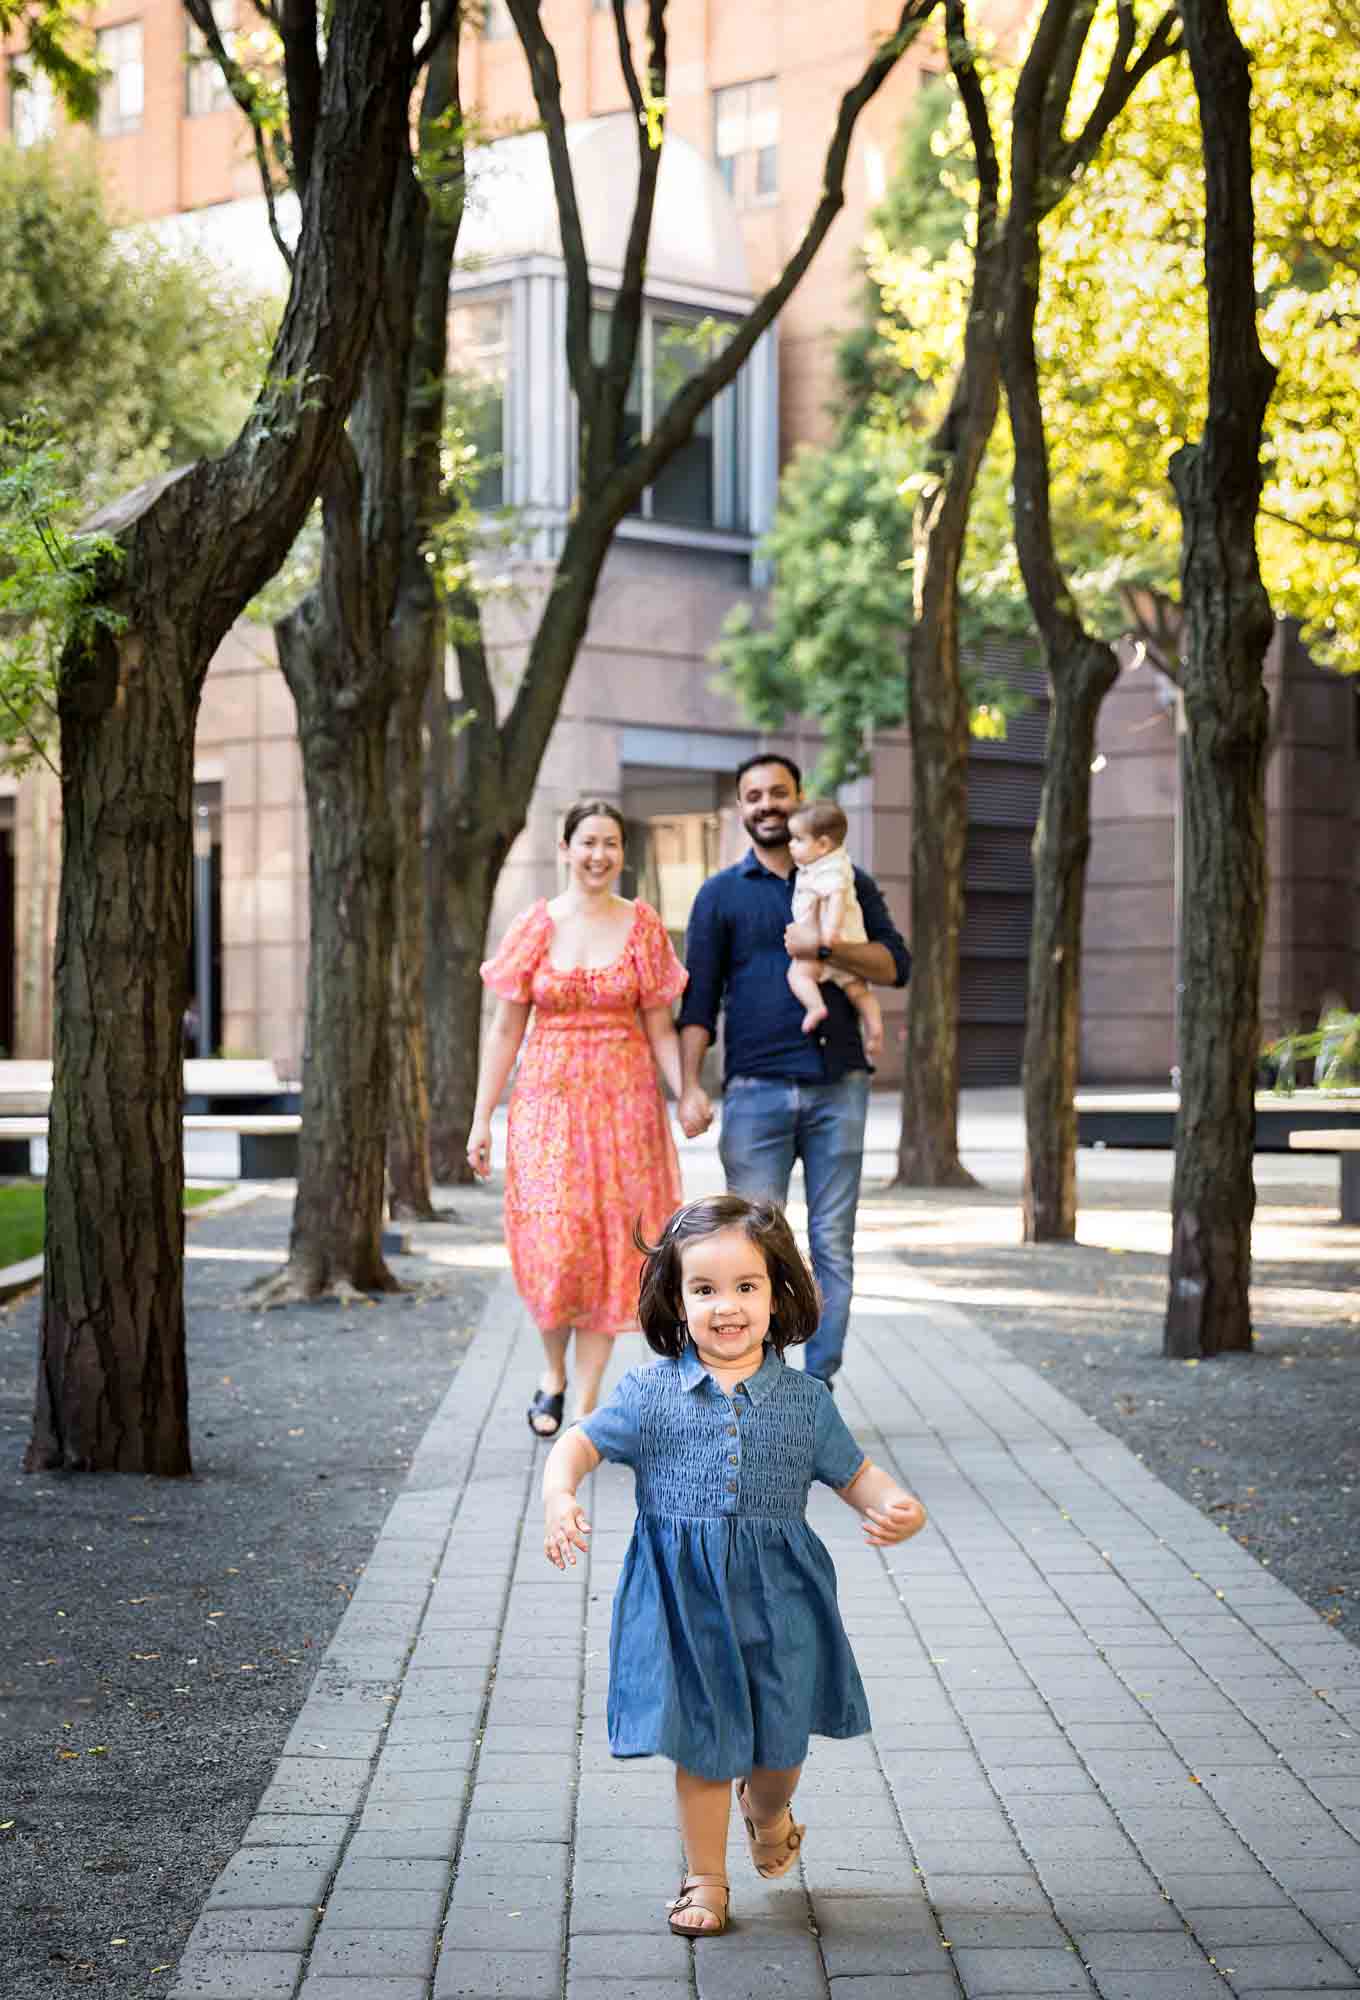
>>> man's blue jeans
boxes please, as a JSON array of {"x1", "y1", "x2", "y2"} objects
[{"x1": 718, "y1": 1071, "x2": 870, "y2": 1383}]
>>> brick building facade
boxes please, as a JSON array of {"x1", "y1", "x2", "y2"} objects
[{"x1": 2, "y1": 1, "x2": 1356, "y2": 1083}]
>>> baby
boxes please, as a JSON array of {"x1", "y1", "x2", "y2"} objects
[{"x1": 786, "y1": 800, "x2": 884, "y2": 1059}]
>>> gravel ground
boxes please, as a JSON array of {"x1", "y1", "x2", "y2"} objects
[
  {"x1": 0, "y1": 1194, "x2": 490, "y2": 2000},
  {"x1": 859, "y1": 1175, "x2": 1360, "y2": 1646}
]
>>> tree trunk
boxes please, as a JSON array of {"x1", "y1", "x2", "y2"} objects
[
  {"x1": 1021, "y1": 644, "x2": 1117, "y2": 1239},
  {"x1": 897, "y1": 514, "x2": 977, "y2": 1188},
  {"x1": 26, "y1": 0, "x2": 424, "y2": 1468},
  {"x1": 384, "y1": 38, "x2": 462, "y2": 1219},
  {"x1": 426, "y1": 832, "x2": 504, "y2": 1185},
  {"x1": 1163, "y1": 0, "x2": 1277, "y2": 1358},
  {"x1": 386, "y1": 616, "x2": 442, "y2": 1217},
  {"x1": 268, "y1": 598, "x2": 400, "y2": 1301},
  {"x1": 893, "y1": 299, "x2": 1002, "y2": 1188},
  {"x1": 27, "y1": 617, "x2": 195, "y2": 1473}
]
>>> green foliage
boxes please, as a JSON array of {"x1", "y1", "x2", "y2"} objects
[
  {"x1": 0, "y1": 417, "x2": 124, "y2": 770},
  {"x1": 0, "y1": 0, "x2": 101, "y2": 124},
  {"x1": 0, "y1": 148, "x2": 272, "y2": 766},
  {"x1": 0, "y1": 147, "x2": 272, "y2": 512},
  {"x1": 869, "y1": 0, "x2": 1360, "y2": 671},
  {"x1": 1265, "y1": 1005, "x2": 1360, "y2": 1093},
  {"x1": 712, "y1": 426, "x2": 1031, "y2": 788}
]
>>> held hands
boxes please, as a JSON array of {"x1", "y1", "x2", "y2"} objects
[
  {"x1": 861, "y1": 1495, "x2": 927, "y2": 1549},
  {"x1": 783, "y1": 919, "x2": 821, "y2": 960},
  {"x1": 544, "y1": 1492, "x2": 592, "y2": 1570},
  {"x1": 677, "y1": 1085, "x2": 714, "y2": 1140},
  {"x1": 465, "y1": 1118, "x2": 493, "y2": 1179}
]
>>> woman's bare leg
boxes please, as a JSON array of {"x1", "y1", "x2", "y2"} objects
[
  {"x1": 673, "y1": 1768, "x2": 732, "y2": 1934},
  {"x1": 572, "y1": 1329, "x2": 615, "y2": 1417},
  {"x1": 531, "y1": 1326, "x2": 571, "y2": 1435}
]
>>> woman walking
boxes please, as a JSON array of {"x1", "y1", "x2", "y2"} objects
[{"x1": 467, "y1": 800, "x2": 711, "y2": 1436}]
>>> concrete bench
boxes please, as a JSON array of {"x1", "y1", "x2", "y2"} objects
[
  {"x1": 1287, "y1": 1129, "x2": 1360, "y2": 1224},
  {"x1": 1076, "y1": 1088, "x2": 1360, "y2": 1153},
  {"x1": 0, "y1": 1059, "x2": 294, "y2": 1116},
  {"x1": 0, "y1": 1114, "x2": 300, "y2": 1181}
]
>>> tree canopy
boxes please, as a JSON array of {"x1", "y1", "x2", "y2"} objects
[
  {"x1": 876, "y1": 0, "x2": 1360, "y2": 667},
  {"x1": 719, "y1": 0, "x2": 1360, "y2": 782},
  {"x1": 0, "y1": 145, "x2": 270, "y2": 767}
]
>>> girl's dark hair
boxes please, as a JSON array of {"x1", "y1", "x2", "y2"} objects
[
  {"x1": 788, "y1": 797, "x2": 847, "y2": 845},
  {"x1": 562, "y1": 798, "x2": 626, "y2": 844},
  {"x1": 636, "y1": 1194, "x2": 821, "y2": 1359}
]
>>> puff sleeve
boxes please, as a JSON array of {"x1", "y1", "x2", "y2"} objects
[
  {"x1": 813, "y1": 1389, "x2": 869, "y2": 1491},
  {"x1": 632, "y1": 901, "x2": 689, "y2": 1011},
  {"x1": 579, "y1": 1369, "x2": 643, "y2": 1467},
  {"x1": 480, "y1": 900, "x2": 551, "y2": 1003}
]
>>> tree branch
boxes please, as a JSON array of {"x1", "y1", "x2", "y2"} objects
[
  {"x1": 181, "y1": 0, "x2": 294, "y2": 268},
  {"x1": 612, "y1": 0, "x2": 942, "y2": 509},
  {"x1": 280, "y1": 0, "x2": 323, "y2": 195},
  {"x1": 1258, "y1": 506, "x2": 1359, "y2": 551},
  {"x1": 498, "y1": 0, "x2": 941, "y2": 798},
  {"x1": 945, "y1": 0, "x2": 1000, "y2": 235},
  {"x1": 506, "y1": 0, "x2": 597, "y2": 416},
  {"x1": 414, "y1": 0, "x2": 459, "y2": 72},
  {"x1": 594, "y1": 0, "x2": 668, "y2": 487},
  {"x1": 1050, "y1": 6, "x2": 1181, "y2": 199}
]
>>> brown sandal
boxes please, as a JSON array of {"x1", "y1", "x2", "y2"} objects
[
  {"x1": 667, "y1": 1873, "x2": 730, "y2": 1937},
  {"x1": 735, "y1": 1780, "x2": 805, "y2": 1878}
]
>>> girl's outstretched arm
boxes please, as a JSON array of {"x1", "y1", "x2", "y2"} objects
[
  {"x1": 837, "y1": 1459, "x2": 928, "y2": 1549},
  {"x1": 542, "y1": 1427, "x2": 602, "y2": 1570}
]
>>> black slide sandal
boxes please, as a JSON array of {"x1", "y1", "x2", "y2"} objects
[{"x1": 527, "y1": 1388, "x2": 566, "y2": 1439}]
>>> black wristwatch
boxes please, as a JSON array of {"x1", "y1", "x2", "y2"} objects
[{"x1": 816, "y1": 945, "x2": 833, "y2": 962}]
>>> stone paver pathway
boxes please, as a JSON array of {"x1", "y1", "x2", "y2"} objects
[{"x1": 169, "y1": 1267, "x2": 1360, "y2": 2000}]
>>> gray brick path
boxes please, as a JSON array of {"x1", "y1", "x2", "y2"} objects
[{"x1": 169, "y1": 1268, "x2": 1360, "y2": 2000}]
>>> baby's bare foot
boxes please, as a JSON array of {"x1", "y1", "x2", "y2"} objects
[{"x1": 800, "y1": 1003, "x2": 829, "y2": 1035}]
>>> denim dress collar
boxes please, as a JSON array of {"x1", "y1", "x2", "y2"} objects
[{"x1": 677, "y1": 1339, "x2": 783, "y2": 1404}]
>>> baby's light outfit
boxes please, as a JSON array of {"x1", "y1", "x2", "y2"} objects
[
  {"x1": 580, "y1": 1342, "x2": 872, "y2": 1781},
  {"x1": 791, "y1": 845, "x2": 867, "y2": 991}
]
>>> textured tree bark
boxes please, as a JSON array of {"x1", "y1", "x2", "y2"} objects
[
  {"x1": 1163, "y1": 0, "x2": 1276, "y2": 1358},
  {"x1": 995, "y1": 0, "x2": 1178, "y2": 1239},
  {"x1": 28, "y1": 614, "x2": 195, "y2": 1472},
  {"x1": 422, "y1": 1, "x2": 941, "y2": 1176},
  {"x1": 385, "y1": 44, "x2": 463, "y2": 1220},
  {"x1": 897, "y1": 459, "x2": 986, "y2": 1189},
  {"x1": 268, "y1": 552, "x2": 402, "y2": 1302},
  {"x1": 1020, "y1": 651, "x2": 1114, "y2": 1239},
  {"x1": 426, "y1": 837, "x2": 504, "y2": 1184},
  {"x1": 27, "y1": 0, "x2": 422, "y2": 1470},
  {"x1": 893, "y1": 22, "x2": 1002, "y2": 1191}
]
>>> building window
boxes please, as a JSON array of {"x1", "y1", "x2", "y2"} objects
[
  {"x1": 96, "y1": 21, "x2": 144, "y2": 137},
  {"x1": 8, "y1": 55, "x2": 56, "y2": 147},
  {"x1": 186, "y1": 1, "x2": 234, "y2": 117},
  {"x1": 713, "y1": 78, "x2": 777, "y2": 205},
  {"x1": 591, "y1": 306, "x2": 747, "y2": 534},
  {"x1": 449, "y1": 297, "x2": 509, "y2": 509},
  {"x1": 483, "y1": 0, "x2": 514, "y2": 39}
]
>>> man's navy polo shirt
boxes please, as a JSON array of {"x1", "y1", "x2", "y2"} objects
[{"x1": 678, "y1": 849, "x2": 911, "y2": 1085}]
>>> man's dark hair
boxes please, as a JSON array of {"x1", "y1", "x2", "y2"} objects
[
  {"x1": 735, "y1": 752, "x2": 802, "y2": 796},
  {"x1": 636, "y1": 1194, "x2": 821, "y2": 1358},
  {"x1": 788, "y1": 798, "x2": 848, "y2": 846}
]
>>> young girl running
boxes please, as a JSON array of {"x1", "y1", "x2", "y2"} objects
[{"x1": 542, "y1": 1193, "x2": 927, "y2": 1938}]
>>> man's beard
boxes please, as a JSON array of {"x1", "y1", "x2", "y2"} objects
[{"x1": 744, "y1": 812, "x2": 791, "y2": 850}]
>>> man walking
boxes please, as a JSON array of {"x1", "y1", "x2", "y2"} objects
[{"x1": 676, "y1": 754, "x2": 910, "y2": 1386}]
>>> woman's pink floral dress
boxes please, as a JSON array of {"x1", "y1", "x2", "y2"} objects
[{"x1": 480, "y1": 899, "x2": 687, "y2": 1334}]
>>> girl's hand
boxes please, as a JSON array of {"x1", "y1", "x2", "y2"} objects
[
  {"x1": 466, "y1": 1118, "x2": 493, "y2": 1179},
  {"x1": 861, "y1": 1496, "x2": 927, "y2": 1547},
  {"x1": 544, "y1": 1493, "x2": 592, "y2": 1569}
]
